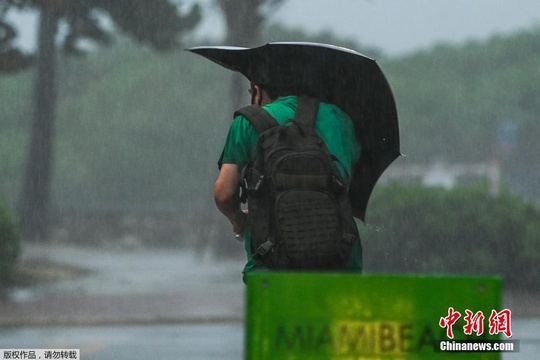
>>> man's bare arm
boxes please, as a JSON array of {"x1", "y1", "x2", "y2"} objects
[{"x1": 214, "y1": 163, "x2": 247, "y2": 235}]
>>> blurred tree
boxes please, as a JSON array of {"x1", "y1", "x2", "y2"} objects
[
  {"x1": 207, "y1": 0, "x2": 286, "y2": 258},
  {"x1": 362, "y1": 182, "x2": 540, "y2": 289},
  {"x1": 215, "y1": 0, "x2": 286, "y2": 111},
  {"x1": 10, "y1": 0, "x2": 201, "y2": 242},
  {"x1": 0, "y1": 1, "x2": 34, "y2": 72}
]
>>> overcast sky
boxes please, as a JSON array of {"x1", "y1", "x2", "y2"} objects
[
  {"x1": 198, "y1": 0, "x2": 540, "y2": 56},
  {"x1": 9, "y1": 0, "x2": 540, "y2": 57}
]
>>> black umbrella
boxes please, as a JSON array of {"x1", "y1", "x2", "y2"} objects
[{"x1": 187, "y1": 42, "x2": 400, "y2": 221}]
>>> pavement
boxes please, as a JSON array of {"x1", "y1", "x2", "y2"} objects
[
  {"x1": 0, "y1": 244, "x2": 246, "y2": 327},
  {"x1": 1, "y1": 243, "x2": 538, "y2": 328},
  {"x1": 2, "y1": 245, "x2": 539, "y2": 360}
]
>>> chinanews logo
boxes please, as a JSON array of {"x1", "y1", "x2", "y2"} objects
[{"x1": 437, "y1": 307, "x2": 519, "y2": 353}]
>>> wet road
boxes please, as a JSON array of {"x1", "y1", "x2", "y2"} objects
[
  {"x1": 0, "y1": 323, "x2": 244, "y2": 360},
  {"x1": 1, "y1": 244, "x2": 246, "y2": 358},
  {"x1": 1, "y1": 245, "x2": 245, "y2": 327},
  {"x1": 1, "y1": 319, "x2": 539, "y2": 359},
  {"x1": 1, "y1": 245, "x2": 538, "y2": 359}
]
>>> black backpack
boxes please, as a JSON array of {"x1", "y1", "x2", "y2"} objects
[{"x1": 235, "y1": 96, "x2": 358, "y2": 270}]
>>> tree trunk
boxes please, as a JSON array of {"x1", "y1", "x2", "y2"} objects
[
  {"x1": 213, "y1": 0, "x2": 283, "y2": 258},
  {"x1": 18, "y1": 5, "x2": 58, "y2": 242},
  {"x1": 218, "y1": 0, "x2": 266, "y2": 112}
]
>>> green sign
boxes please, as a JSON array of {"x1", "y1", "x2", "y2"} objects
[{"x1": 245, "y1": 273, "x2": 502, "y2": 359}]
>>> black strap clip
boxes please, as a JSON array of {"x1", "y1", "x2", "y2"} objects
[{"x1": 256, "y1": 239, "x2": 274, "y2": 258}]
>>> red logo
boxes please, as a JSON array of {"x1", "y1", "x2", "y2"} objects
[{"x1": 439, "y1": 308, "x2": 512, "y2": 339}]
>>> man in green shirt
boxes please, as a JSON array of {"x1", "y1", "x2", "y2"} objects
[{"x1": 214, "y1": 83, "x2": 363, "y2": 279}]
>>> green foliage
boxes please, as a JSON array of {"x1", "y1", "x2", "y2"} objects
[
  {"x1": 0, "y1": 69, "x2": 32, "y2": 206},
  {"x1": 0, "y1": 4, "x2": 34, "y2": 73},
  {"x1": 383, "y1": 26, "x2": 540, "y2": 166},
  {"x1": 0, "y1": 24, "x2": 539, "y2": 249},
  {"x1": 49, "y1": 43, "x2": 231, "y2": 211},
  {"x1": 361, "y1": 183, "x2": 540, "y2": 289},
  {"x1": 0, "y1": 22, "x2": 537, "y2": 287},
  {"x1": 94, "y1": 0, "x2": 201, "y2": 52},
  {"x1": 0, "y1": 200, "x2": 21, "y2": 286}
]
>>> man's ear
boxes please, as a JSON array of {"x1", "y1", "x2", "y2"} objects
[{"x1": 252, "y1": 85, "x2": 263, "y2": 106}]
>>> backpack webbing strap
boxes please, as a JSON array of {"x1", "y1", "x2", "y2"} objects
[
  {"x1": 294, "y1": 95, "x2": 320, "y2": 128},
  {"x1": 234, "y1": 105, "x2": 277, "y2": 134}
]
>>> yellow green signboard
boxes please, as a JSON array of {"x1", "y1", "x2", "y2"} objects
[{"x1": 245, "y1": 273, "x2": 503, "y2": 359}]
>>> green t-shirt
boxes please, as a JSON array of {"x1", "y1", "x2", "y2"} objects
[{"x1": 219, "y1": 96, "x2": 363, "y2": 274}]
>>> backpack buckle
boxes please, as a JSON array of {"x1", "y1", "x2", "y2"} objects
[
  {"x1": 254, "y1": 175, "x2": 265, "y2": 191},
  {"x1": 256, "y1": 239, "x2": 274, "y2": 257},
  {"x1": 242, "y1": 167, "x2": 265, "y2": 193},
  {"x1": 331, "y1": 175, "x2": 345, "y2": 194}
]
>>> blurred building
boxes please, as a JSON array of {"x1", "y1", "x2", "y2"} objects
[{"x1": 380, "y1": 159, "x2": 501, "y2": 196}]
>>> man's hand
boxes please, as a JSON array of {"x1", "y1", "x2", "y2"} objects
[{"x1": 231, "y1": 209, "x2": 248, "y2": 235}]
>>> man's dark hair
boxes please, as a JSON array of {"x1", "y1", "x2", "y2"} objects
[{"x1": 252, "y1": 82, "x2": 298, "y2": 100}]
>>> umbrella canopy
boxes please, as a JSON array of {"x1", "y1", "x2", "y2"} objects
[{"x1": 188, "y1": 42, "x2": 400, "y2": 221}]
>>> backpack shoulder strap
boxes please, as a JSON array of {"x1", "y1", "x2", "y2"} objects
[
  {"x1": 294, "y1": 95, "x2": 320, "y2": 128},
  {"x1": 234, "y1": 105, "x2": 278, "y2": 134}
]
